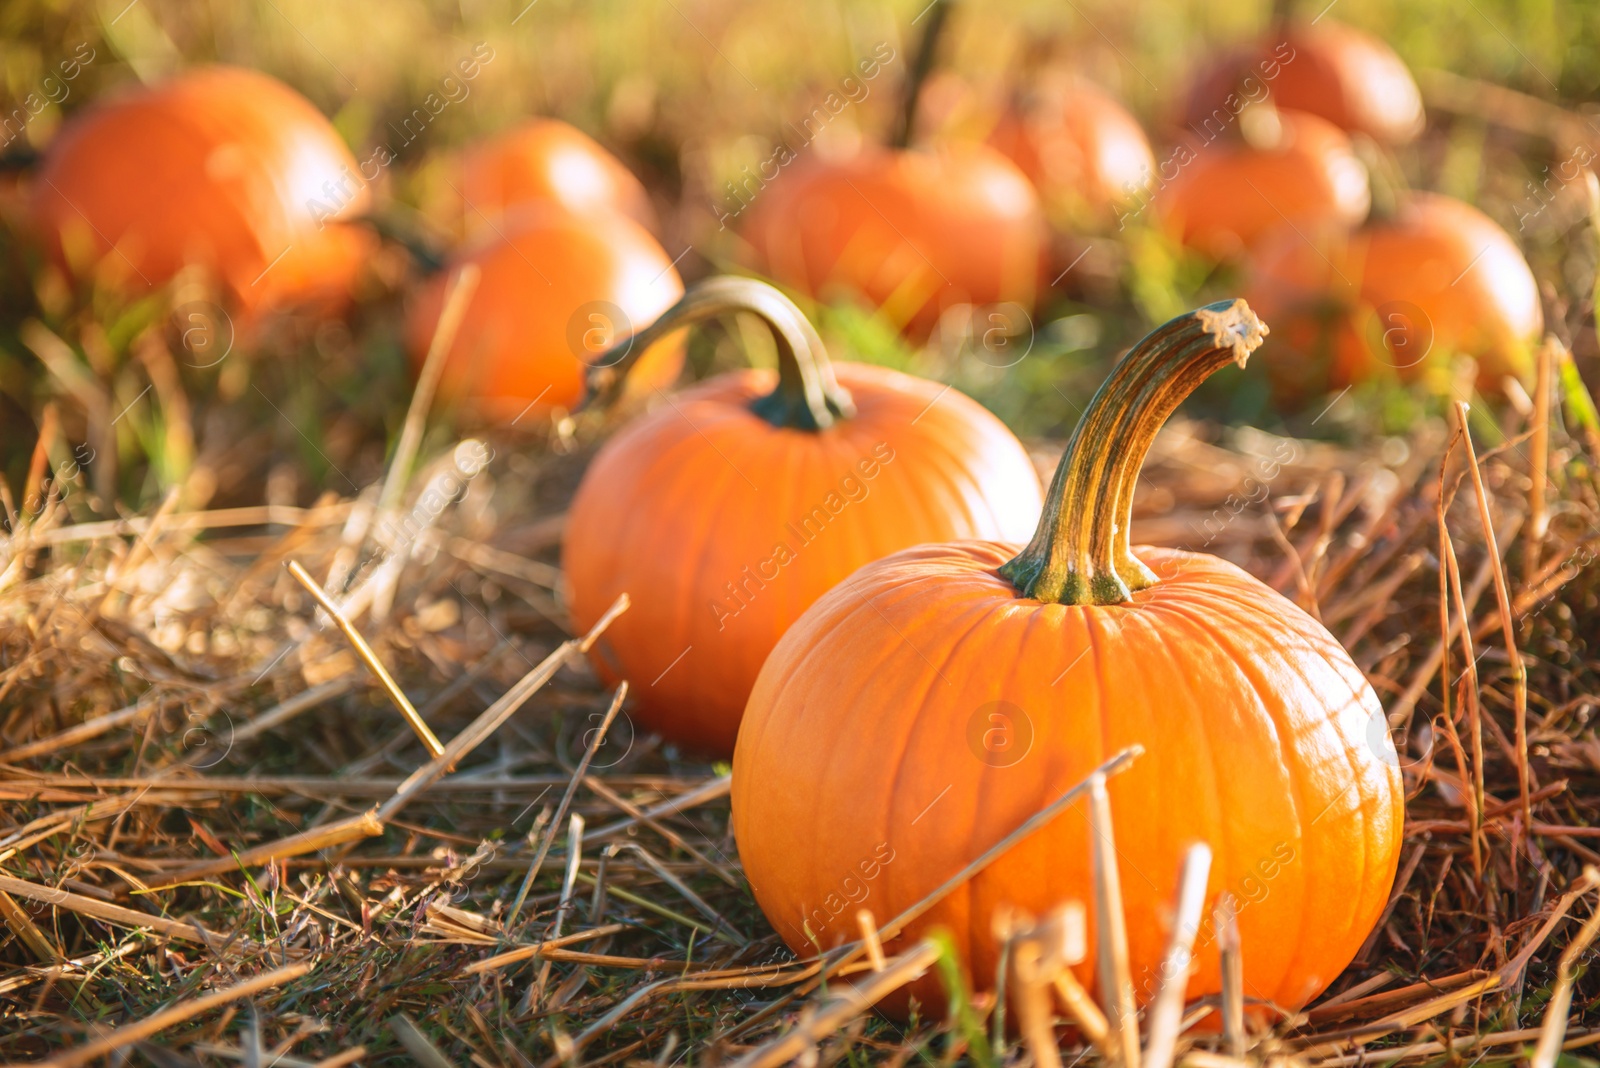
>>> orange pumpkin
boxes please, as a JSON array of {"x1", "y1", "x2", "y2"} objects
[
  {"x1": 1244, "y1": 192, "x2": 1543, "y2": 396},
  {"x1": 733, "y1": 300, "x2": 1403, "y2": 1016},
  {"x1": 564, "y1": 277, "x2": 1043, "y2": 755},
  {"x1": 1155, "y1": 108, "x2": 1369, "y2": 260},
  {"x1": 30, "y1": 65, "x2": 374, "y2": 314},
  {"x1": 1182, "y1": 20, "x2": 1424, "y2": 146},
  {"x1": 740, "y1": 143, "x2": 1044, "y2": 336},
  {"x1": 406, "y1": 207, "x2": 683, "y2": 420},
  {"x1": 455, "y1": 118, "x2": 657, "y2": 234},
  {"x1": 987, "y1": 76, "x2": 1155, "y2": 226}
]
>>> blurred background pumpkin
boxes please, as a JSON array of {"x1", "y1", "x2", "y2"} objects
[
  {"x1": 564, "y1": 278, "x2": 1044, "y2": 755},
  {"x1": 451, "y1": 117, "x2": 659, "y2": 236},
  {"x1": 740, "y1": 142, "x2": 1046, "y2": 337},
  {"x1": 405, "y1": 206, "x2": 684, "y2": 421},
  {"x1": 1154, "y1": 106, "x2": 1371, "y2": 261},
  {"x1": 29, "y1": 65, "x2": 376, "y2": 320},
  {"x1": 987, "y1": 72, "x2": 1155, "y2": 229},
  {"x1": 1179, "y1": 18, "x2": 1425, "y2": 146},
  {"x1": 1244, "y1": 191, "x2": 1543, "y2": 397}
]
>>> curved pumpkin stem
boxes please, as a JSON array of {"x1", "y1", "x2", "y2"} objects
[
  {"x1": 584, "y1": 276, "x2": 854, "y2": 431},
  {"x1": 998, "y1": 300, "x2": 1268, "y2": 605}
]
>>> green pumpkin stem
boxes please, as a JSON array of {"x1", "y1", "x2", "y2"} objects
[
  {"x1": 584, "y1": 276, "x2": 854, "y2": 431},
  {"x1": 998, "y1": 300, "x2": 1268, "y2": 605}
]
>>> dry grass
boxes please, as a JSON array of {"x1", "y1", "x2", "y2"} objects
[{"x1": 0, "y1": 335, "x2": 1595, "y2": 1064}]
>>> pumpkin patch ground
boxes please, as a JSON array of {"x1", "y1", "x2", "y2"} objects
[{"x1": 1, "y1": 2, "x2": 1599, "y2": 1065}]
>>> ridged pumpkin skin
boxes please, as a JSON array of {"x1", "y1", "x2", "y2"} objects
[
  {"x1": 1156, "y1": 110, "x2": 1369, "y2": 260},
  {"x1": 1245, "y1": 192, "x2": 1542, "y2": 395},
  {"x1": 733, "y1": 301, "x2": 1402, "y2": 1019},
  {"x1": 564, "y1": 362, "x2": 1043, "y2": 755},
  {"x1": 456, "y1": 119, "x2": 657, "y2": 234},
  {"x1": 406, "y1": 208, "x2": 683, "y2": 420},
  {"x1": 987, "y1": 79, "x2": 1155, "y2": 224},
  {"x1": 742, "y1": 144, "x2": 1044, "y2": 336},
  {"x1": 31, "y1": 66, "x2": 373, "y2": 313},
  {"x1": 1182, "y1": 21, "x2": 1423, "y2": 145},
  {"x1": 733, "y1": 542, "x2": 1403, "y2": 1014}
]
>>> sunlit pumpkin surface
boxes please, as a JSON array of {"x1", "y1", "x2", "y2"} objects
[
  {"x1": 742, "y1": 143, "x2": 1045, "y2": 335},
  {"x1": 733, "y1": 541, "x2": 1403, "y2": 1015},
  {"x1": 987, "y1": 78, "x2": 1156, "y2": 224},
  {"x1": 406, "y1": 207, "x2": 683, "y2": 419},
  {"x1": 1245, "y1": 192, "x2": 1543, "y2": 394},
  {"x1": 1156, "y1": 109, "x2": 1370, "y2": 260},
  {"x1": 30, "y1": 65, "x2": 373, "y2": 313},
  {"x1": 455, "y1": 118, "x2": 657, "y2": 234},
  {"x1": 564, "y1": 363, "x2": 1044, "y2": 755},
  {"x1": 1182, "y1": 20, "x2": 1425, "y2": 146},
  {"x1": 733, "y1": 301, "x2": 1403, "y2": 1019}
]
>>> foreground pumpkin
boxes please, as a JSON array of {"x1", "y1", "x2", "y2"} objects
[
  {"x1": 31, "y1": 66, "x2": 374, "y2": 314},
  {"x1": 987, "y1": 75, "x2": 1155, "y2": 227},
  {"x1": 406, "y1": 207, "x2": 683, "y2": 420},
  {"x1": 564, "y1": 277, "x2": 1043, "y2": 755},
  {"x1": 740, "y1": 143, "x2": 1044, "y2": 336},
  {"x1": 733, "y1": 300, "x2": 1402, "y2": 1015},
  {"x1": 1156, "y1": 107, "x2": 1369, "y2": 260},
  {"x1": 1244, "y1": 192, "x2": 1542, "y2": 396},
  {"x1": 455, "y1": 118, "x2": 657, "y2": 234},
  {"x1": 1181, "y1": 19, "x2": 1424, "y2": 146}
]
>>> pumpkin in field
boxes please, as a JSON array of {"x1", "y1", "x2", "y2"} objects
[
  {"x1": 564, "y1": 277, "x2": 1043, "y2": 755},
  {"x1": 733, "y1": 300, "x2": 1403, "y2": 1016},
  {"x1": 455, "y1": 118, "x2": 657, "y2": 234},
  {"x1": 1156, "y1": 107, "x2": 1369, "y2": 259},
  {"x1": 987, "y1": 75, "x2": 1155, "y2": 226},
  {"x1": 406, "y1": 206, "x2": 683, "y2": 420},
  {"x1": 1182, "y1": 19, "x2": 1424, "y2": 146},
  {"x1": 30, "y1": 65, "x2": 375, "y2": 314},
  {"x1": 740, "y1": 143, "x2": 1044, "y2": 336},
  {"x1": 1244, "y1": 192, "x2": 1542, "y2": 396}
]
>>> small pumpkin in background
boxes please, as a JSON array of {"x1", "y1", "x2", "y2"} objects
[
  {"x1": 454, "y1": 118, "x2": 657, "y2": 234},
  {"x1": 1244, "y1": 191, "x2": 1543, "y2": 398},
  {"x1": 30, "y1": 65, "x2": 375, "y2": 316},
  {"x1": 564, "y1": 277, "x2": 1043, "y2": 755},
  {"x1": 1181, "y1": 19, "x2": 1424, "y2": 146},
  {"x1": 1156, "y1": 106, "x2": 1369, "y2": 260},
  {"x1": 733, "y1": 300, "x2": 1403, "y2": 1016},
  {"x1": 740, "y1": 143, "x2": 1045, "y2": 337},
  {"x1": 987, "y1": 74, "x2": 1155, "y2": 228},
  {"x1": 406, "y1": 207, "x2": 683, "y2": 421}
]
